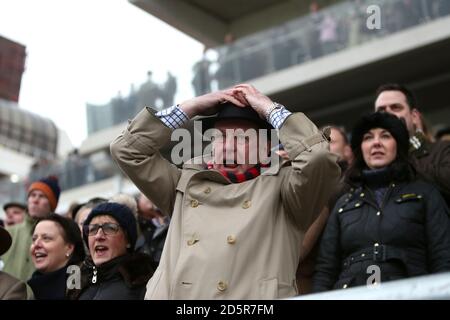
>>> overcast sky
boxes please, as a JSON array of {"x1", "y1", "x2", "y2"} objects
[{"x1": 0, "y1": 0, "x2": 204, "y2": 147}]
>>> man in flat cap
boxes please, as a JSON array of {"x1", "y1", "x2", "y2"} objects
[{"x1": 3, "y1": 202, "x2": 26, "y2": 227}]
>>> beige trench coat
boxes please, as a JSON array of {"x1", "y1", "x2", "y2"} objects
[
  {"x1": 110, "y1": 108, "x2": 340, "y2": 299},
  {"x1": 0, "y1": 271, "x2": 28, "y2": 300}
]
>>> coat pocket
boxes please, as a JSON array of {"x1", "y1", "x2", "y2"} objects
[
  {"x1": 395, "y1": 194, "x2": 424, "y2": 224},
  {"x1": 259, "y1": 278, "x2": 278, "y2": 299},
  {"x1": 338, "y1": 203, "x2": 363, "y2": 228},
  {"x1": 258, "y1": 278, "x2": 297, "y2": 299}
]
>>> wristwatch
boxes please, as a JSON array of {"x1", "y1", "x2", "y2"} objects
[{"x1": 265, "y1": 102, "x2": 283, "y2": 121}]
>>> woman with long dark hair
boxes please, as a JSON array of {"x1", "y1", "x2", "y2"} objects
[{"x1": 313, "y1": 112, "x2": 450, "y2": 291}]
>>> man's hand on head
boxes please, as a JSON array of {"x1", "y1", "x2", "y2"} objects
[
  {"x1": 231, "y1": 84, "x2": 274, "y2": 119},
  {"x1": 179, "y1": 88, "x2": 248, "y2": 118}
]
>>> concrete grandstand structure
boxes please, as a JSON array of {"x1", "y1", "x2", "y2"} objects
[
  {"x1": 130, "y1": 0, "x2": 450, "y2": 127},
  {"x1": 0, "y1": 99, "x2": 74, "y2": 216},
  {"x1": 8, "y1": 0, "x2": 449, "y2": 215}
]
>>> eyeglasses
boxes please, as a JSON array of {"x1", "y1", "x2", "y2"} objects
[{"x1": 84, "y1": 223, "x2": 121, "y2": 236}]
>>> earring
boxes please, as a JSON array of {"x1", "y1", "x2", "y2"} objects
[{"x1": 65, "y1": 253, "x2": 70, "y2": 257}]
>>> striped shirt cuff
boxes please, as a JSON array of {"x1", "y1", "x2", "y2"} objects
[
  {"x1": 268, "y1": 106, "x2": 292, "y2": 129},
  {"x1": 155, "y1": 105, "x2": 190, "y2": 129}
]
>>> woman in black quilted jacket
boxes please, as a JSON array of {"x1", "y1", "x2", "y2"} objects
[{"x1": 313, "y1": 112, "x2": 450, "y2": 292}]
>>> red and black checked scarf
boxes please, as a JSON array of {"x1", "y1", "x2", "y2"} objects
[{"x1": 207, "y1": 162, "x2": 269, "y2": 183}]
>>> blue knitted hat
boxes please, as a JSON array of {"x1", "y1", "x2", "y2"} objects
[{"x1": 83, "y1": 202, "x2": 137, "y2": 252}]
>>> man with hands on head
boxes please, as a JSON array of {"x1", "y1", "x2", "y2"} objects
[{"x1": 111, "y1": 83, "x2": 340, "y2": 299}]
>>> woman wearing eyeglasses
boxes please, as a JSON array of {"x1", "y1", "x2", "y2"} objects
[
  {"x1": 69, "y1": 202, "x2": 154, "y2": 300},
  {"x1": 28, "y1": 214, "x2": 85, "y2": 299}
]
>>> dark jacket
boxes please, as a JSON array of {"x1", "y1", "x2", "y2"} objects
[
  {"x1": 313, "y1": 177, "x2": 450, "y2": 292},
  {"x1": 28, "y1": 266, "x2": 68, "y2": 300},
  {"x1": 72, "y1": 253, "x2": 153, "y2": 300},
  {"x1": 296, "y1": 160, "x2": 350, "y2": 294},
  {"x1": 135, "y1": 217, "x2": 169, "y2": 270},
  {"x1": 410, "y1": 137, "x2": 450, "y2": 207}
]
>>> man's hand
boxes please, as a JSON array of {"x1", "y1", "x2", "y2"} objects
[
  {"x1": 179, "y1": 88, "x2": 248, "y2": 118},
  {"x1": 232, "y1": 84, "x2": 274, "y2": 119}
]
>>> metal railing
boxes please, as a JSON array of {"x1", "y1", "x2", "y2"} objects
[
  {"x1": 85, "y1": 0, "x2": 450, "y2": 137},
  {"x1": 0, "y1": 152, "x2": 118, "y2": 207},
  {"x1": 192, "y1": 0, "x2": 450, "y2": 95},
  {"x1": 293, "y1": 272, "x2": 450, "y2": 300}
]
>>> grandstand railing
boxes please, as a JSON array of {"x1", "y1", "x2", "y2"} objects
[
  {"x1": 194, "y1": 0, "x2": 450, "y2": 94},
  {"x1": 293, "y1": 272, "x2": 450, "y2": 300}
]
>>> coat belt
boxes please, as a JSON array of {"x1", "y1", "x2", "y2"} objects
[{"x1": 342, "y1": 244, "x2": 405, "y2": 269}]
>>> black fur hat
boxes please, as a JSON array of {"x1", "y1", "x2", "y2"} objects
[{"x1": 351, "y1": 112, "x2": 409, "y2": 157}]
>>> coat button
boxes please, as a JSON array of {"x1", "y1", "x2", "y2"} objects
[
  {"x1": 187, "y1": 236, "x2": 199, "y2": 246},
  {"x1": 343, "y1": 284, "x2": 348, "y2": 289},
  {"x1": 204, "y1": 187, "x2": 211, "y2": 194},
  {"x1": 338, "y1": 208, "x2": 343, "y2": 213},
  {"x1": 217, "y1": 281, "x2": 228, "y2": 292},
  {"x1": 227, "y1": 235, "x2": 236, "y2": 244},
  {"x1": 242, "y1": 200, "x2": 251, "y2": 209},
  {"x1": 191, "y1": 199, "x2": 199, "y2": 208},
  {"x1": 361, "y1": 253, "x2": 365, "y2": 257},
  {"x1": 374, "y1": 242, "x2": 379, "y2": 247},
  {"x1": 355, "y1": 203, "x2": 361, "y2": 207},
  {"x1": 376, "y1": 211, "x2": 381, "y2": 216},
  {"x1": 360, "y1": 193, "x2": 365, "y2": 197}
]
